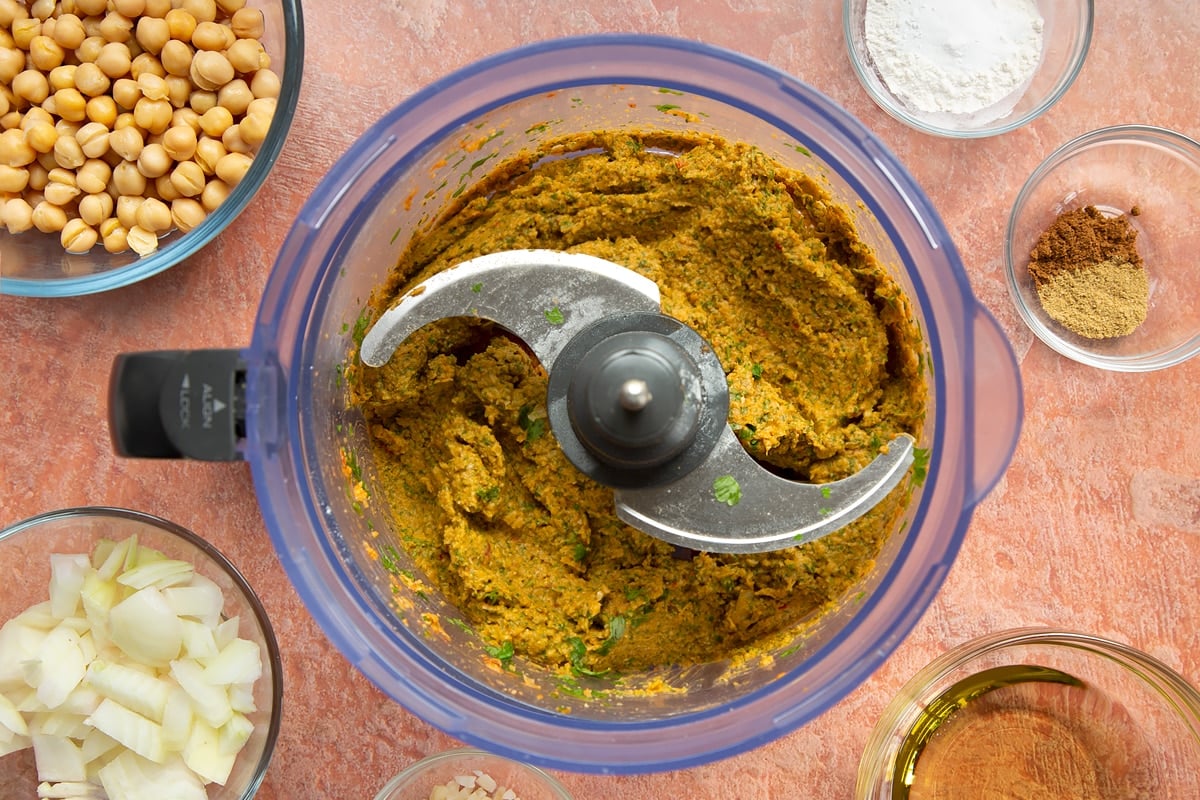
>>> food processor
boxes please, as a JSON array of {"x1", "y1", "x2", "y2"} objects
[{"x1": 106, "y1": 36, "x2": 1023, "y2": 773}]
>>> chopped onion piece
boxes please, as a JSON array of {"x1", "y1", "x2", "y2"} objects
[
  {"x1": 108, "y1": 587, "x2": 184, "y2": 667},
  {"x1": 84, "y1": 698, "x2": 165, "y2": 764},
  {"x1": 49, "y1": 555, "x2": 90, "y2": 620},
  {"x1": 31, "y1": 732, "x2": 88, "y2": 782}
]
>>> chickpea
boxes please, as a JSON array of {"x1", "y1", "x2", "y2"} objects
[
  {"x1": 2, "y1": 196, "x2": 34, "y2": 233},
  {"x1": 54, "y1": 88, "x2": 88, "y2": 122},
  {"x1": 181, "y1": 0, "x2": 218, "y2": 24},
  {"x1": 48, "y1": 65, "x2": 78, "y2": 93},
  {"x1": 216, "y1": 78, "x2": 252, "y2": 115},
  {"x1": 43, "y1": 178, "x2": 80, "y2": 206},
  {"x1": 24, "y1": 121, "x2": 59, "y2": 154},
  {"x1": 30, "y1": 36, "x2": 66, "y2": 72},
  {"x1": 189, "y1": 89, "x2": 216, "y2": 114},
  {"x1": 108, "y1": 125, "x2": 143, "y2": 160},
  {"x1": 73, "y1": 62, "x2": 111, "y2": 98},
  {"x1": 0, "y1": 163, "x2": 28, "y2": 192},
  {"x1": 136, "y1": 141, "x2": 170, "y2": 177},
  {"x1": 164, "y1": 9, "x2": 197, "y2": 43},
  {"x1": 12, "y1": 70, "x2": 51, "y2": 105},
  {"x1": 249, "y1": 69, "x2": 281, "y2": 102},
  {"x1": 102, "y1": 220, "x2": 129, "y2": 253},
  {"x1": 133, "y1": 96, "x2": 171, "y2": 133},
  {"x1": 76, "y1": 121, "x2": 110, "y2": 158},
  {"x1": 163, "y1": 74, "x2": 191, "y2": 108},
  {"x1": 12, "y1": 19, "x2": 41, "y2": 51},
  {"x1": 113, "y1": 0, "x2": 147, "y2": 18},
  {"x1": 133, "y1": 195, "x2": 170, "y2": 233},
  {"x1": 220, "y1": 123, "x2": 250, "y2": 154},
  {"x1": 130, "y1": 53, "x2": 166, "y2": 80},
  {"x1": 230, "y1": 8, "x2": 264, "y2": 40},
  {"x1": 0, "y1": 128, "x2": 36, "y2": 166},
  {"x1": 0, "y1": 111, "x2": 20, "y2": 131},
  {"x1": 132, "y1": 15, "x2": 169, "y2": 54},
  {"x1": 0, "y1": 47, "x2": 24, "y2": 84},
  {"x1": 75, "y1": 36, "x2": 105, "y2": 64},
  {"x1": 143, "y1": 0, "x2": 172, "y2": 17},
  {"x1": 51, "y1": 14, "x2": 88, "y2": 50},
  {"x1": 96, "y1": 42, "x2": 133, "y2": 80},
  {"x1": 85, "y1": 95, "x2": 118, "y2": 127},
  {"x1": 136, "y1": 72, "x2": 170, "y2": 102},
  {"x1": 112, "y1": 160, "x2": 146, "y2": 194},
  {"x1": 61, "y1": 217, "x2": 99, "y2": 252},
  {"x1": 75, "y1": 0, "x2": 109, "y2": 16},
  {"x1": 126, "y1": 224, "x2": 157, "y2": 255},
  {"x1": 76, "y1": 158, "x2": 111, "y2": 193},
  {"x1": 78, "y1": 190, "x2": 113, "y2": 225},
  {"x1": 216, "y1": 0, "x2": 247, "y2": 13},
  {"x1": 190, "y1": 51, "x2": 233, "y2": 92},
  {"x1": 52, "y1": 133, "x2": 85, "y2": 169},
  {"x1": 161, "y1": 123, "x2": 196, "y2": 160},
  {"x1": 115, "y1": 194, "x2": 142, "y2": 228},
  {"x1": 169, "y1": 107, "x2": 200, "y2": 133},
  {"x1": 29, "y1": 0, "x2": 56, "y2": 20},
  {"x1": 170, "y1": 196, "x2": 205, "y2": 232},
  {"x1": 225, "y1": 38, "x2": 265, "y2": 75},
  {"x1": 158, "y1": 39, "x2": 192, "y2": 78},
  {"x1": 113, "y1": 111, "x2": 137, "y2": 131},
  {"x1": 200, "y1": 175, "x2": 228, "y2": 211},
  {"x1": 26, "y1": 160, "x2": 48, "y2": 191},
  {"x1": 99, "y1": 12, "x2": 135, "y2": 44},
  {"x1": 153, "y1": 172, "x2": 180, "y2": 201},
  {"x1": 214, "y1": 150, "x2": 250, "y2": 187},
  {"x1": 31, "y1": 199, "x2": 68, "y2": 232},
  {"x1": 198, "y1": 104, "x2": 232, "y2": 137},
  {"x1": 193, "y1": 135, "x2": 224, "y2": 174},
  {"x1": 188, "y1": 21, "x2": 222, "y2": 52},
  {"x1": 112, "y1": 77, "x2": 140, "y2": 110},
  {"x1": 238, "y1": 110, "x2": 271, "y2": 147},
  {"x1": 167, "y1": 158, "x2": 204, "y2": 197}
]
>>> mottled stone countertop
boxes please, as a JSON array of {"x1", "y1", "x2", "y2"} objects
[{"x1": 3, "y1": 2, "x2": 1198, "y2": 798}]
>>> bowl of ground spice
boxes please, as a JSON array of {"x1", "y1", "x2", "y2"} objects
[
  {"x1": 856, "y1": 628, "x2": 1200, "y2": 799},
  {"x1": 1005, "y1": 125, "x2": 1200, "y2": 371},
  {"x1": 843, "y1": 0, "x2": 1093, "y2": 137}
]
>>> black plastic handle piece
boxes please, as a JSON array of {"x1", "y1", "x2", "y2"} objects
[{"x1": 109, "y1": 349, "x2": 246, "y2": 461}]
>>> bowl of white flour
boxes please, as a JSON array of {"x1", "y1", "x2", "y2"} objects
[{"x1": 843, "y1": 0, "x2": 1093, "y2": 137}]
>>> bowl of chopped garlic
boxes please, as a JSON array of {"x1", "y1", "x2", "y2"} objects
[
  {"x1": 0, "y1": 0, "x2": 303, "y2": 297},
  {"x1": 1005, "y1": 125, "x2": 1200, "y2": 371},
  {"x1": 373, "y1": 749, "x2": 573, "y2": 800},
  {"x1": 843, "y1": 0, "x2": 1093, "y2": 137},
  {"x1": 0, "y1": 506, "x2": 283, "y2": 800}
]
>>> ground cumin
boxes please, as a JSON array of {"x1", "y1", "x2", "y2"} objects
[{"x1": 1027, "y1": 206, "x2": 1148, "y2": 339}]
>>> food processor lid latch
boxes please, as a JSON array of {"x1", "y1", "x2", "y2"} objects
[
  {"x1": 108, "y1": 349, "x2": 247, "y2": 461},
  {"x1": 359, "y1": 249, "x2": 915, "y2": 553}
]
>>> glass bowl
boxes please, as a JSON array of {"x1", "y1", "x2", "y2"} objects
[
  {"x1": 373, "y1": 748, "x2": 573, "y2": 800},
  {"x1": 0, "y1": 0, "x2": 304, "y2": 298},
  {"x1": 843, "y1": 0, "x2": 1093, "y2": 137},
  {"x1": 1005, "y1": 125, "x2": 1200, "y2": 371},
  {"x1": 0, "y1": 507, "x2": 283, "y2": 799},
  {"x1": 856, "y1": 628, "x2": 1200, "y2": 799}
]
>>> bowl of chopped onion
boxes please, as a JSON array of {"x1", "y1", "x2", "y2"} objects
[
  {"x1": 373, "y1": 748, "x2": 573, "y2": 800},
  {"x1": 0, "y1": 0, "x2": 303, "y2": 297},
  {"x1": 0, "y1": 506, "x2": 282, "y2": 800}
]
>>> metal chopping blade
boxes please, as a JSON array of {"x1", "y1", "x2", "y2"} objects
[{"x1": 360, "y1": 249, "x2": 916, "y2": 554}]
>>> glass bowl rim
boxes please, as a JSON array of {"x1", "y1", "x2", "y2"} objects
[
  {"x1": 1002, "y1": 123, "x2": 1200, "y2": 371},
  {"x1": 841, "y1": 0, "x2": 1095, "y2": 139},
  {"x1": 0, "y1": 0, "x2": 306, "y2": 298},
  {"x1": 372, "y1": 747, "x2": 574, "y2": 800},
  {"x1": 0, "y1": 505, "x2": 285, "y2": 799}
]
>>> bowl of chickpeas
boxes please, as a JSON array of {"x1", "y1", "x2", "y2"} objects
[{"x1": 0, "y1": 0, "x2": 302, "y2": 297}]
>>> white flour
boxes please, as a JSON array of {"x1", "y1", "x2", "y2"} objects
[{"x1": 864, "y1": 0, "x2": 1045, "y2": 121}]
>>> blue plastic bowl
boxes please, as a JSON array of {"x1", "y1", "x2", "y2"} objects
[{"x1": 231, "y1": 36, "x2": 1020, "y2": 773}]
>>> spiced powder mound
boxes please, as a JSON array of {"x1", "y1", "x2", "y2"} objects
[{"x1": 1027, "y1": 206, "x2": 1148, "y2": 339}]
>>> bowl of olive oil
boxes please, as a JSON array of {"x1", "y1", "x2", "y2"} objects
[{"x1": 857, "y1": 628, "x2": 1200, "y2": 800}]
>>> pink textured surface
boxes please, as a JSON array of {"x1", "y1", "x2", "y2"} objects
[{"x1": 3, "y1": 2, "x2": 1199, "y2": 797}]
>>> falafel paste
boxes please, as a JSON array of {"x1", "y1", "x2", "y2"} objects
[{"x1": 351, "y1": 130, "x2": 926, "y2": 674}]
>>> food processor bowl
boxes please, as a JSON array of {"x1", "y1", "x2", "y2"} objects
[{"x1": 122, "y1": 36, "x2": 1024, "y2": 773}]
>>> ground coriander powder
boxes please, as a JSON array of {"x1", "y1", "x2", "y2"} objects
[{"x1": 1027, "y1": 205, "x2": 1148, "y2": 339}]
